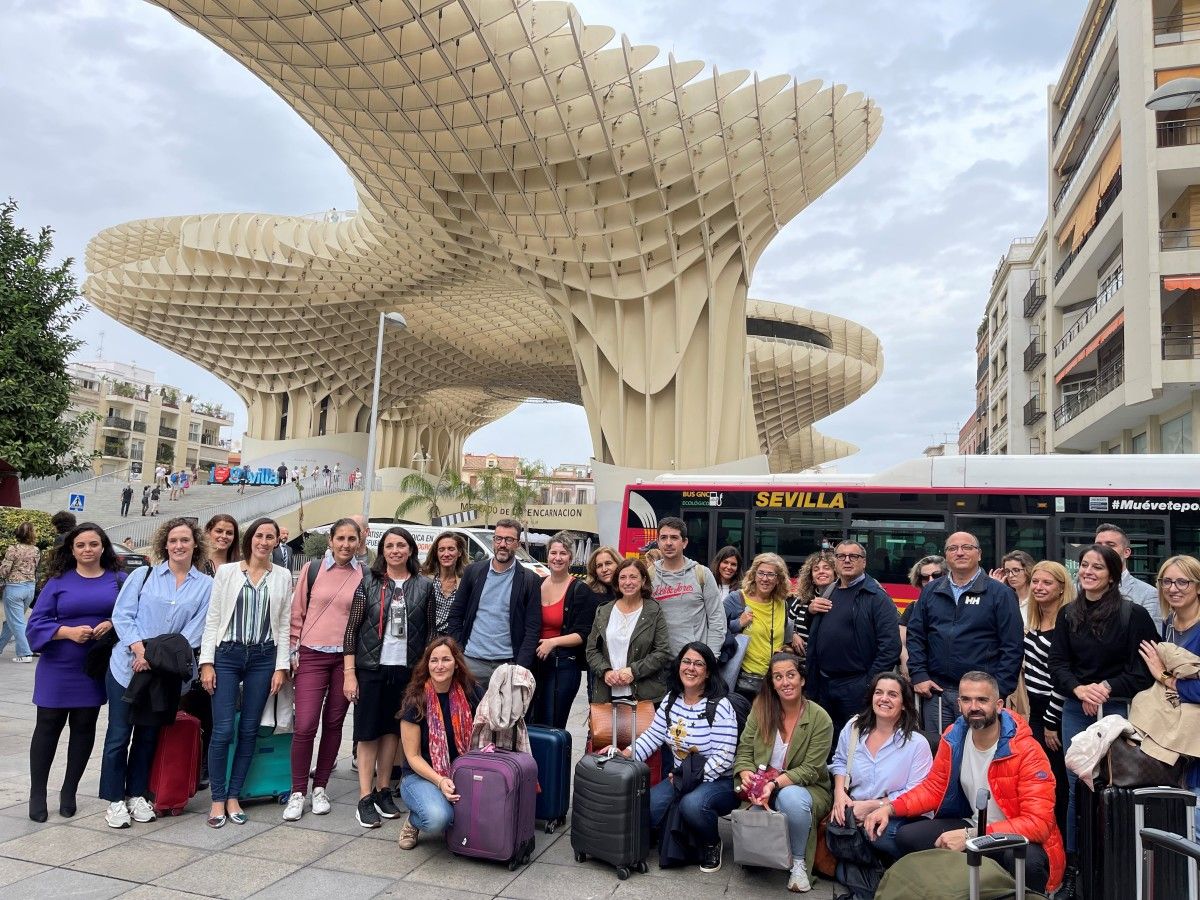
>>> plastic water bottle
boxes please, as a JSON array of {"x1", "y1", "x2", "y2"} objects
[{"x1": 749, "y1": 764, "x2": 769, "y2": 800}]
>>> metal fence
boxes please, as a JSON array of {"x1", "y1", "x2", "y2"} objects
[{"x1": 20, "y1": 467, "x2": 132, "y2": 501}]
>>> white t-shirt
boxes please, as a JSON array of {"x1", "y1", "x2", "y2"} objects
[
  {"x1": 769, "y1": 730, "x2": 788, "y2": 770},
  {"x1": 379, "y1": 577, "x2": 408, "y2": 667},
  {"x1": 959, "y1": 735, "x2": 1002, "y2": 827},
  {"x1": 606, "y1": 604, "x2": 643, "y2": 698}
]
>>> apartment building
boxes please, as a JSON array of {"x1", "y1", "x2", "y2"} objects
[
  {"x1": 68, "y1": 360, "x2": 233, "y2": 479},
  {"x1": 976, "y1": 0, "x2": 1200, "y2": 455}
]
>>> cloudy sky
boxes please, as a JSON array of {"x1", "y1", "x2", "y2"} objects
[{"x1": 4, "y1": 0, "x2": 1089, "y2": 473}]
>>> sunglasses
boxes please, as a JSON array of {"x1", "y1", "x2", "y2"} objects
[{"x1": 919, "y1": 571, "x2": 944, "y2": 582}]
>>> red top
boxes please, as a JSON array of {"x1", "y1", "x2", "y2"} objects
[{"x1": 540, "y1": 594, "x2": 565, "y2": 640}]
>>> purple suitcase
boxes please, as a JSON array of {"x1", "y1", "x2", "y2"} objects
[{"x1": 446, "y1": 748, "x2": 538, "y2": 869}]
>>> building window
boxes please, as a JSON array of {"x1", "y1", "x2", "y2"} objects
[
  {"x1": 278, "y1": 393, "x2": 289, "y2": 441},
  {"x1": 188, "y1": 423, "x2": 201, "y2": 443},
  {"x1": 1161, "y1": 413, "x2": 1193, "y2": 454},
  {"x1": 130, "y1": 439, "x2": 144, "y2": 461},
  {"x1": 1132, "y1": 432, "x2": 1149, "y2": 454},
  {"x1": 317, "y1": 395, "x2": 329, "y2": 437}
]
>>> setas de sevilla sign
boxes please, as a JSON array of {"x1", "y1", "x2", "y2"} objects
[{"x1": 208, "y1": 465, "x2": 280, "y2": 486}]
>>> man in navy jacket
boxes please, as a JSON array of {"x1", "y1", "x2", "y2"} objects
[
  {"x1": 906, "y1": 531, "x2": 1023, "y2": 731},
  {"x1": 448, "y1": 518, "x2": 542, "y2": 684}
]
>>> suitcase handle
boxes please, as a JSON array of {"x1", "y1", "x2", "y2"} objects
[
  {"x1": 967, "y1": 833, "x2": 1027, "y2": 900},
  {"x1": 1132, "y1": 787, "x2": 1198, "y2": 806},
  {"x1": 1140, "y1": 828, "x2": 1200, "y2": 900},
  {"x1": 605, "y1": 697, "x2": 641, "y2": 758}
]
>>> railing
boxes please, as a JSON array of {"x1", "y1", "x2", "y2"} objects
[
  {"x1": 1157, "y1": 119, "x2": 1200, "y2": 148},
  {"x1": 1155, "y1": 10, "x2": 1200, "y2": 42},
  {"x1": 1163, "y1": 324, "x2": 1200, "y2": 359},
  {"x1": 1023, "y1": 337, "x2": 1046, "y2": 371},
  {"x1": 1053, "y1": 266, "x2": 1124, "y2": 357},
  {"x1": 1024, "y1": 396, "x2": 1046, "y2": 426},
  {"x1": 1055, "y1": 169, "x2": 1122, "y2": 285},
  {"x1": 1022, "y1": 278, "x2": 1046, "y2": 318},
  {"x1": 1053, "y1": 1, "x2": 1116, "y2": 146},
  {"x1": 102, "y1": 442, "x2": 128, "y2": 459},
  {"x1": 158, "y1": 425, "x2": 178, "y2": 439},
  {"x1": 976, "y1": 402, "x2": 986, "y2": 422},
  {"x1": 20, "y1": 467, "x2": 129, "y2": 498},
  {"x1": 976, "y1": 436, "x2": 989, "y2": 455},
  {"x1": 102, "y1": 415, "x2": 132, "y2": 430},
  {"x1": 1053, "y1": 358, "x2": 1124, "y2": 429},
  {"x1": 976, "y1": 358, "x2": 988, "y2": 381},
  {"x1": 132, "y1": 420, "x2": 147, "y2": 433},
  {"x1": 1160, "y1": 228, "x2": 1200, "y2": 251},
  {"x1": 1053, "y1": 82, "x2": 1120, "y2": 213}
]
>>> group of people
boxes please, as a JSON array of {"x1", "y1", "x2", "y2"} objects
[{"x1": 8, "y1": 506, "x2": 1199, "y2": 897}]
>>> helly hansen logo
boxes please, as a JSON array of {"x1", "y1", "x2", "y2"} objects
[{"x1": 964, "y1": 595, "x2": 981, "y2": 605}]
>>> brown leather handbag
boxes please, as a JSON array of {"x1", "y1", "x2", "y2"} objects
[
  {"x1": 1099, "y1": 735, "x2": 1187, "y2": 789},
  {"x1": 588, "y1": 700, "x2": 656, "y2": 750}
]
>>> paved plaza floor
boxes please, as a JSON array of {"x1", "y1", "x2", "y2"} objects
[{"x1": 0, "y1": 659, "x2": 836, "y2": 899}]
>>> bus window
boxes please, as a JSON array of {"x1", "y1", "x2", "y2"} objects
[
  {"x1": 847, "y1": 515, "x2": 947, "y2": 584},
  {"x1": 1056, "y1": 516, "x2": 1168, "y2": 580},
  {"x1": 1004, "y1": 518, "x2": 1048, "y2": 562},
  {"x1": 682, "y1": 511, "x2": 710, "y2": 564},
  {"x1": 754, "y1": 511, "x2": 842, "y2": 572}
]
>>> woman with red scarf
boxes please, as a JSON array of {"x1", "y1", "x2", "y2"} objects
[{"x1": 396, "y1": 636, "x2": 483, "y2": 850}]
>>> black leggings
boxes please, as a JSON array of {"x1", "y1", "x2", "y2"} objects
[{"x1": 30, "y1": 706, "x2": 100, "y2": 800}]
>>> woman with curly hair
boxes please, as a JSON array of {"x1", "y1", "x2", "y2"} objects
[
  {"x1": 787, "y1": 550, "x2": 836, "y2": 654},
  {"x1": 99, "y1": 517, "x2": 212, "y2": 829}
]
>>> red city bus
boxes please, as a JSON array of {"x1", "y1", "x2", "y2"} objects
[{"x1": 619, "y1": 456, "x2": 1200, "y2": 614}]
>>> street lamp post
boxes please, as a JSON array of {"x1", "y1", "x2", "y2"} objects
[
  {"x1": 362, "y1": 311, "x2": 407, "y2": 521},
  {"x1": 411, "y1": 450, "x2": 431, "y2": 475}
]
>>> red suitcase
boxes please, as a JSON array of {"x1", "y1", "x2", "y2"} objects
[{"x1": 149, "y1": 711, "x2": 202, "y2": 816}]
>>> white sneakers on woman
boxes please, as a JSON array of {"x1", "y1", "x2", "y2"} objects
[
  {"x1": 311, "y1": 787, "x2": 331, "y2": 815},
  {"x1": 282, "y1": 792, "x2": 306, "y2": 821},
  {"x1": 105, "y1": 800, "x2": 131, "y2": 828},
  {"x1": 104, "y1": 797, "x2": 155, "y2": 828},
  {"x1": 788, "y1": 858, "x2": 811, "y2": 893}
]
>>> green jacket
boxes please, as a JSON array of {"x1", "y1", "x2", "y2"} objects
[
  {"x1": 734, "y1": 699, "x2": 834, "y2": 871},
  {"x1": 586, "y1": 598, "x2": 671, "y2": 705}
]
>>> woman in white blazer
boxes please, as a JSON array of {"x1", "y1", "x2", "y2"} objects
[{"x1": 198, "y1": 517, "x2": 292, "y2": 828}]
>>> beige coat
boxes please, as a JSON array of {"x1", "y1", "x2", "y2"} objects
[{"x1": 1129, "y1": 642, "x2": 1200, "y2": 764}]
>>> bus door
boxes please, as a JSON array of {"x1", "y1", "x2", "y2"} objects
[
  {"x1": 681, "y1": 510, "x2": 747, "y2": 565},
  {"x1": 953, "y1": 515, "x2": 1048, "y2": 567}
]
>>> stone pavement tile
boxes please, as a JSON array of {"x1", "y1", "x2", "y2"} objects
[
  {"x1": 226, "y1": 823, "x2": 353, "y2": 865},
  {"x1": 0, "y1": 856, "x2": 49, "y2": 888},
  {"x1": 153, "y1": 851, "x2": 298, "y2": 900},
  {"x1": 68, "y1": 835, "x2": 206, "y2": 882},
  {"x1": 147, "y1": 814, "x2": 274, "y2": 851},
  {"x1": 122, "y1": 885, "x2": 213, "y2": 900},
  {"x1": 0, "y1": 811, "x2": 50, "y2": 843},
  {"x1": 6, "y1": 865, "x2": 135, "y2": 899},
  {"x1": 726, "y1": 861, "x2": 837, "y2": 899},
  {"x1": 501, "y1": 860, "x2": 618, "y2": 900},
  {"x1": 69, "y1": 805, "x2": 181, "y2": 834},
  {"x1": 315, "y1": 832, "x2": 439, "y2": 879},
  {"x1": 247, "y1": 864, "x2": 394, "y2": 899},
  {"x1": 403, "y1": 849, "x2": 523, "y2": 895},
  {"x1": 282, "y1": 806, "x2": 376, "y2": 838},
  {"x1": 376, "y1": 884, "x2": 493, "y2": 900},
  {"x1": 0, "y1": 782, "x2": 32, "y2": 808},
  {"x1": 0, "y1": 820, "x2": 130, "y2": 865},
  {"x1": 320, "y1": 776, "x2": 361, "y2": 802}
]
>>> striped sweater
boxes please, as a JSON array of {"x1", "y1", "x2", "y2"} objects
[
  {"x1": 1024, "y1": 626, "x2": 1065, "y2": 730},
  {"x1": 631, "y1": 694, "x2": 738, "y2": 782}
]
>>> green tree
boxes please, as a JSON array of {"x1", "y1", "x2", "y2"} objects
[
  {"x1": 0, "y1": 199, "x2": 95, "y2": 479},
  {"x1": 394, "y1": 469, "x2": 462, "y2": 522}
]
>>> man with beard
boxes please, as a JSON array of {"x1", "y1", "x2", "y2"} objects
[
  {"x1": 863, "y1": 671, "x2": 1064, "y2": 897},
  {"x1": 448, "y1": 517, "x2": 542, "y2": 685}
]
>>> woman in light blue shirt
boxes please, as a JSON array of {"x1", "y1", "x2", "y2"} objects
[
  {"x1": 99, "y1": 518, "x2": 212, "y2": 830},
  {"x1": 829, "y1": 670, "x2": 932, "y2": 860}
]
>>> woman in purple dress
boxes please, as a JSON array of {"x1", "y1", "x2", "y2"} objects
[{"x1": 25, "y1": 523, "x2": 125, "y2": 822}]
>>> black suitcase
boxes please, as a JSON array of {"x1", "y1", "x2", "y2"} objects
[
  {"x1": 1076, "y1": 783, "x2": 1196, "y2": 900},
  {"x1": 1139, "y1": 826, "x2": 1200, "y2": 900},
  {"x1": 570, "y1": 699, "x2": 651, "y2": 880}
]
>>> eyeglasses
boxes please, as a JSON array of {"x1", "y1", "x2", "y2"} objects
[
  {"x1": 1160, "y1": 578, "x2": 1196, "y2": 591},
  {"x1": 755, "y1": 571, "x2": 779, "y2": 580},
  {"x1": 944, "y1": 544, "x2": 980, "y2": 554},
  {"x1": 492, "y1": 535, "x2": 519, "y2": 545},
  {"x1": 1002, "y1": 568, "x2": 1026, "y2": 577},
  {"x1": 680, "y1": 659, "x2": 707, "y2": 670},
  {"x1": 919, "y1": 571, "x2": 944, "y2": 582},
  {"x1": 834, "y1": 553, "x2": 865, "y2": 561}
]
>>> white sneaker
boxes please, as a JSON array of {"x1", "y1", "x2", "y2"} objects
[
  {"x1": 128, "y1": 796, "x2": 156, "y2": 823},
  {"x1": 105, "y1": 800, "x2": 131, "y2": 829},
  {"x1": 12, "y1": 656, "x2": 32, "y2": 664},
  {"x1": 311, "y1": 786, "x2": 331, "y2": 815},
  {"x1": 282, "y1": 792, "x2": 306, "y2": 821},
  {"x1": 788, "y1": 858, "x2": 811, "y2": 893}
]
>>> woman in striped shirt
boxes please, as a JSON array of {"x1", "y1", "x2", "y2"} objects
[
  {"x1": 1024, "y1": 560, "x2": 1073, "y2": 835},
  {"x1": 610, "y1": 641, "x2": 739, "y2": 874},
  {"x1": 199, "y1": 517, "x2": 293, "y2": 828}
]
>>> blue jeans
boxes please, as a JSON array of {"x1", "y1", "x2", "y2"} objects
[
  {"x1": 921, "y1": 686, "x2": 960, "y2": 733},
  {"x1": 1061, "y1": 696, "x2": 1128, "y2": 853},
  {"x1": 530, "y1": 653, "x2": 582, "y2": 729},
  {"x1": 0, "y1": 582, "x2": 34, "y2": 658},
  {"x1": 99, "y1": 671, "x2": 160, "y2": 802},
  {"x1": 209, "y1": 642, "x2": 277, "y2": 803},
  {"x1": 774, "y1": 785, "x2": 816, "y2": 859},
  {"x1": 400, "y1": 773, "x2": 454, "y2": 834},
  {"x1": 648, "y1": 775, "x2": 739, "y2": 846}
]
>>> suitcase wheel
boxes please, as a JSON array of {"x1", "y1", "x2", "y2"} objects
[
  {"x1": 544, "y1": 819, "x2": 556, "y2": 834},
  {"x1": 170, "y1": 808, "x2": 181, "y2": 816},
  {"x1": 507, "y1": 858, "x2": 520, "y2": 871},
  {"x1": 277, "y1": 792, "x2": 289, "y2": 805},
  {"x1": 636, "y1": 861, "x2": 649, "y2": 874},
  {"x1": 616, "y1": 867, "x2": 631, "y2": 881},
  {"x1": 574, "y1": 850, "x2": 586, "y2": 863}
]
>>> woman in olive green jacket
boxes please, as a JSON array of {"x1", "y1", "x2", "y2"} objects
[
  {"x1": 586, "y1": 558, "x2": 672, "y2": 705},
  {"x1": 734, "y1": 651, "x2": 833, "y2": 893}
]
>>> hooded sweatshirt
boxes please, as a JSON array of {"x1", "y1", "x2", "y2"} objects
[{"x1": 651, "y1": 558, "x2": 726, "y2": 657}]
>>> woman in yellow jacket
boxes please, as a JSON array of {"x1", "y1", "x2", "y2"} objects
[{"x1": 734, "y1": 651, "x2": 833, "y2": 893}]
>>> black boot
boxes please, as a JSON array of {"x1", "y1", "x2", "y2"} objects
[
  {"x1": 1056, "y1": 863, "x2": 1079, "y2": 900},
  {"x1": 59, "y1": 789, "x2": 76, "y2": 818},
  {"x1": 28, "y1": 793, "x2": 47, "y2": 823}
]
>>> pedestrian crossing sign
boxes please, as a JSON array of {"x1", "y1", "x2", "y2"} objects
[{"x1": 68, "y1": 493, "x2": 85, "y2": 512}]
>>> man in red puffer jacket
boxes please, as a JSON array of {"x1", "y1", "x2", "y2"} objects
[{"x1": 863, "y1": 671, "x2": 1064, "y2": 895}]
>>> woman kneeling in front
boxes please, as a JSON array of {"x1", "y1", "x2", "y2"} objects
[
  {"x1": 734, "y1": 651, "x2": 833, "y2": 893},
  {"x1": 607, "y1": 642, "x2": 740, "y2": 874},
  {"x1": 396, "y1": 637, "x2": 482, "y2": 850}
]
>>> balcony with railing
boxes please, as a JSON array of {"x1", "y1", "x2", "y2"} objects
[
  {"x1": 1024, "y1": 396, "x2": 1046, "y2": 426},
  {"x1": 132, "y1": 420, "x2": 147, "y2": 433},
  {"x1": 102, "y1": 439, "x2": 129, "y2": 459},
  {"x1": 1155, "y1": 9, "x2": 1200, "y2": 44},
  {"x1": 976, "y1": 357, "x2": 988, "y2": 382},
  {"x1": 1022, "y1": 278, "x2": 1046, "y2": 318},
  {"x1": 1163, "y1": 323, "x2": 1200, "y2": 359},
  {"x1": 102, "y1": 414, "x2": 132, "y2": 430},
  {"x1": 1053, "y1": 266, "x2": 1124, "y2": 358},
  {"x1": 1053, "y1": 1, "x2": 1116, "y2": 147},
  {"x1": 976, "y1": 402, "x2": 986, "y2": 422},
  {"x1": 1055, "y1": 170, "x2": 1122, "y2": 285},
  {"x1": 158, "y1": 425, "x2": 178, "y2": 439},
  {"x1": 1157, "y1": 119, "x2": 1200, "y2": 148},
  {"x1": 1161, "y1": 227, "x2": 1200, "y2": 251},
  {"x1": 1053, "y1": 358, "x2": 1124, "y2": 429},
  {"x1": 1053, "y1": 82, "x2": 1120, "y2": 214},
  {"x1": 1023, "y1": 336, "x2": 1046, "y2": 371}
]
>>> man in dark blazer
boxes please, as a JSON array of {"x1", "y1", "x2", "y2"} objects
[
  {"x1": 272, "y1": 526, "x2": 292, "y2": 568},
  {"x1": 448, "y1": 518, "x2": 542, "y2": 684}
]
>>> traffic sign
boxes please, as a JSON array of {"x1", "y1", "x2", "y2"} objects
[{"x1": 68, "y1": 493, "x2": 85, "y2": 512}]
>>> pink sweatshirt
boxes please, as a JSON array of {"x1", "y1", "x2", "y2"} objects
[{"x1": 289, "y1": 561, "x2": 363, "y2": 652}]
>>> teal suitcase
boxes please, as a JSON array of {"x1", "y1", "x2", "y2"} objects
[{"x1": 226, "y1": 714, "x2": 293, "y2": 804}]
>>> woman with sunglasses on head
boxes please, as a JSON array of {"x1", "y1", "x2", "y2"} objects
[
  {"x1": 726, "y1": 553, "x2": 793, "y2": 704},
  {"x1": 605, "y1": 642, "x2": 740, "y2": 875},
  {"x1": 24, "y1": 523, "x2": 125, "y2": 822},
  {"x1": 1138, "y1": 555, "x2": 1200, "y2": 835},
  {"x1": 788, "y1": 551, "x2": 836, "y2": 655}
]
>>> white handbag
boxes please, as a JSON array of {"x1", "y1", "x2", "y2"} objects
[{"x1": 259, "y1": 678, "x2": 295, "y2": 734}]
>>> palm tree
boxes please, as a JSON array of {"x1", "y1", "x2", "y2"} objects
[
  {"x1": 394, "y1": 469, "x2": 458, "y2": 523},
  {"x1": 473, "y1": 469, "x2": 505, "y2": 526}
]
